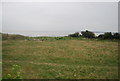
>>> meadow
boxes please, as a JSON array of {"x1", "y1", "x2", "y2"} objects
[{"x1": 2, "y1": 36, "x2": 119, "y2": 79}]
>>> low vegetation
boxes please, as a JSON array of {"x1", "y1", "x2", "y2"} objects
[
  {"x1": 2, "y1": 30, "x2": 120, "y2": 41},
  {"x1": 68, "y1": 30, "x2": 120, "y2": 40},
  {"x1": 98, "y1": 32, "x2": 120, "y2": 39},
  {"x1": 68, "y1": 32, "x2": 80, "y2": 37},
  {"x1": 2, "y1": 31, "x2": 119, "y2": 79},
  {"x1": 81, "y1": 30, "x2": 95, "y2": 38},
  {"x1": 2, "y1": 30, "x2": 120, "y2": 79},
  {"x1": 2, "y1": 33, "x2": 26, "y2": 40},
  {"x1": 3, "y1": 64, "x2": 22, "y2": 79}
]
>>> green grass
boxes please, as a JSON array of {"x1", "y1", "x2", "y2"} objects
[
  {"x1": 0, "y1": 34, "x2": 2, "y2": 80},
  {"x1": 2, "y1": 37, "x2": 118, "y2": 79}
]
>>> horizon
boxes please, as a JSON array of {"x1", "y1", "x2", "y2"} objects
[{"x1": 2, "y1": 30, "x2": 119, "y2": 37}]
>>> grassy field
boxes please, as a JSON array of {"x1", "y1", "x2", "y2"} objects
[{"x1": 2, "y1": 37, "x2": 118, "y2": 79}]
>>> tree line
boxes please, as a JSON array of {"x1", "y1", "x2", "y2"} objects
[{"x1": 68, "y1": 30, "x2": 120, "y2": 39}]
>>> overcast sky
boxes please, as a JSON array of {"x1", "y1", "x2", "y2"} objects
[{"x1": 2, "y1": 1, "x2": 118, "y2": 32}]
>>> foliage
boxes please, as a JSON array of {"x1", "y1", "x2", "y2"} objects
[
  {"x1": 81, "y1": 30, "x2": 95, "y2": 38},
  {"x1": 68, "y1": 32, "x2": 80, "y2": 37},
  {"x1": 4, "y1": 64, "x2": 22, "y2": 79},
  {"x1": 97, "y1": 34, "x2": 104, "y2": 39},
  {"x1": 2, "y1": 31, "x2": 120, "y2": 41},
  {"x1": 113, "y1": 33, "x2": 120, "y2": 39},
  {"x1": 98, "y1": 32, "x2": 120, "y2": 39},
  {"x1": 103, "y1": 32, "x2": 113, "y2": 39}
]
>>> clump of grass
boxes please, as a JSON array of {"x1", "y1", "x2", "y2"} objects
[{"x1": 3, "y1": 64, "x2": 22, "y2": 79}]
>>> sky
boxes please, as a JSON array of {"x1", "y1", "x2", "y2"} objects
[
  {"x1": 0, "y1": 1, "x2": 2, "y2": 32},
  {"x1": 2, "y1": 0, "x2": 119, "y2": 32},
  {"x1": 1, "y1": 0, "x2": 119, "y2": 2}
]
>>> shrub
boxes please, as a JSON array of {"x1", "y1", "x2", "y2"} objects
[
  {"x1": 97, "y1": 34, "x2": 104, "y2": 39},
  {"x1": 102, "y1": 32, "x2": 113, "y2": 39},
  {"x1": 68, "y1": 32, "x2": 80, "y2": 37},
  {"x1": 55, "y1": 37, "x2": 65, "y2": 40},
  {"x1": 81, "y1": 30, "x2": 95, "y2": 38},
  {"x1": 113, "y1": 33, "x2": 120, "y2": 39},
  {"x1": 98, "y1": 32, "x2": 120, "y2": 40}
]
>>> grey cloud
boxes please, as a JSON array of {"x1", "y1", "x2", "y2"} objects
[{"x1": 2, "y1": 2, "x2": 118, "y2": 32}]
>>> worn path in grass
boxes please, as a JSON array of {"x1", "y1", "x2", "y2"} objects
[{"x1": 2, "y1": 39, "x2": 118, "y2": 79}]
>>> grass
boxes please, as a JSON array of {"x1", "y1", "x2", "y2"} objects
[
  {"x1": 0, "y1": 34, "x2": 2, "y2": 80},
  {"x1": 2, "y1": 36, "x2": 118, "y2": 79}
]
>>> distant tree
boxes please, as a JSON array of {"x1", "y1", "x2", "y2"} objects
[
  {"x1": 81, "y1": 30, "x2": 95, "y2": 38},
  {"x1": 113, "y1": 33, "x2": 120, "y2": 39},
  {"x1": 97, "y1": 34, "x2": 104, "y2": 39},
  {"x1": 68, "y1": 32, "x2": 80, "y2": 37},
  {"x1": 98, "y1": 32, "x2": 120, "y2": 40},
  {"x1": 103, "y1": 32, "x2": 113, "y2": 39}
]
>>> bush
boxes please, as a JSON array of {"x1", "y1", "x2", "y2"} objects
[
  {"x1": 98, "y1": 32, "x2": 120, "y2": 40},
  {"x1": 113, "y1": 33, "x2": 120, "y2": 39},
  {"x1": 97, "y1": 34, "x2": 104, "y2": 39},
  {"x1": 68, "y1": 32, "x2": 80, "y2": 37},
  {"x1": 55, "y1": 37, "x2": 65, "y2": 40},
  {"x1": 102, "y1": 32, "x2": 113, "y2": 39},
  {"x1": 81, "y1": 30, "x2": 95, "y2": 38}
]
